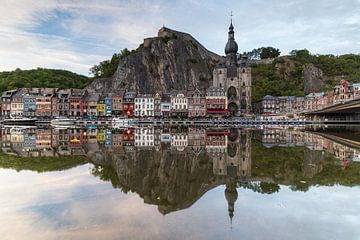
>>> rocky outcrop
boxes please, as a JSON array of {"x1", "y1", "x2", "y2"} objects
[
  {"x1": 303, "y1": 63, "x2": 325, "y2": 93},
  {"x1": 87, "y1": 27, "x2": 222, "y2": 93}
]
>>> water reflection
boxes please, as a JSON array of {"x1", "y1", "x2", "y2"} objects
[{"x1": 1, "y1": 126, "x2": 360, "y2": 221}]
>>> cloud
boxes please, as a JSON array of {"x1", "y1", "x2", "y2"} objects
[{"x1": 0, "y1": 0, "x2": 359, "y2": 75}]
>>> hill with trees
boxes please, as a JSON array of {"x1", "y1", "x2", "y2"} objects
[
  {"x1": 251, "y1": 50, "x2": 360, "y2": 102},
  {"x1": 0, "y1": 68, "x2": 92, "y2": 93}
]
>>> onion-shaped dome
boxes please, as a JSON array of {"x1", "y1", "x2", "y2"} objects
[{"x1": 225, "y1": 40, "x2": 238, "y2": 55}]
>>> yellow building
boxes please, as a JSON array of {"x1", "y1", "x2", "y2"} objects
[
  {"x1": 96, "y1": 129, "x2": 106, "y2": 143},
  {"x1": 97, "y1": 99, "x2": 106, "y2": 117}
]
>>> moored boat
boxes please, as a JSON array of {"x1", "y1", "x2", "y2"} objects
[
  {"x1": 51, "y1": 117, "x2": 75, "y2": 127},
  {"x1": 112, "y1": 117, "x2": 135, "y2": 128},
  {"x1": 2, "y1": 115, "x2": 36, "y2": 126}
]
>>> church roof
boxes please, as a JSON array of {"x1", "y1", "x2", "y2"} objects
[{"x1": 225, "y1": 21, "x2": 238, "y2": 55}]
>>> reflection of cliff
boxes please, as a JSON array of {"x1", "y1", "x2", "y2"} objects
[
  {"x1": 88, "y1": 129, "x2": 254, "y2": 218},
  {"x1": 90, "y1": 146, "x2": 221, "y2": 215},
  {"x1": 2, "y1": 126, "x2": 360, "y2": 216}
]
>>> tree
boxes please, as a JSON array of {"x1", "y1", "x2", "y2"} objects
[
  {"x1": 243, "y1": 48, "x2": 262, "y2": 60},
  {"x1": 243, "y1": 47, "x2": 281, "y2": 60},
  {"x1": 90, "y1": 48, "x2": 131, "y2": 78},
  {"x1": 260, "y1": 47, "x2": 281, "y2": 59},
  {"x1": 289, "y1": 49, "x2": 311, "y2": 58}
]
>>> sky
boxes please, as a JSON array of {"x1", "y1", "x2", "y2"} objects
[{"x1": 1, "y1": 0, "x2": 360, "y2": 76}]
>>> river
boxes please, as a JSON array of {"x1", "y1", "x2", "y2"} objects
[{"x1": 0, "y1": 126, "x2": 359, "y2": 239}]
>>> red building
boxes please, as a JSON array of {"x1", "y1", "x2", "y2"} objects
[
  {"x1": 69, "y1": 89, "x2": 87, "y2": 117},
  {"x1": 205, "y1": 87, "x2": 228, "y2": 117},
  {"x1": 35, "y1": 88, "x2": 57, "y2": 118},
  {"x1": 187, "y1": 89, "x2": 206, "y2": 118},
  {"x1": 122, "y1": 91, "x2": 136, "y2": 117}
]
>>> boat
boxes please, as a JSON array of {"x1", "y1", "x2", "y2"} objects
[
  {"x1": 112, "y1": 117, "x2": 135, "y2": 128},
  {"x1": 50, "y1": 117, "x2": 75, "y2": 127},
  {"x1": 2, "y1": 115, "x2": 36, "y2": 126}
]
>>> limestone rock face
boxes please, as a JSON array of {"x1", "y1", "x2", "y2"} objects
[
  {"x1": 303, "y1": 63, "x2": 325, "y2": 93},
  {"x1": 87, "y1": 27, "x2": 223, "y2": 93}
]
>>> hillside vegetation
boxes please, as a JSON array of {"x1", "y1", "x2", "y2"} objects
[
  {"x1": 0, "y1": 68, "x2": 91, "y2": 93},
  {"x1": 252, "y1": 50, "x2": 360, "y2": 102}
]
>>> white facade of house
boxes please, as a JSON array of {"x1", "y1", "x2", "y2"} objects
[
  {"x1": 135, "y1": 95, "x2": 154, "y2": 117},
  {"x1": 170, "y1": 92, "x2": 188, "y2": 111}
]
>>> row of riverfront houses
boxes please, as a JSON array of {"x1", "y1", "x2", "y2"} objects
[
  {"x1": 255, "y1": 81, "x2": 360, "y2": 114},
  {"x1": 1, "y1": 87, "x2": 230, "y2": 119}
]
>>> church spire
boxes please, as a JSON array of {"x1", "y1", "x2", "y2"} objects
[{"x1": 224, "y1": 12, "x2": 238, "y2": 65}]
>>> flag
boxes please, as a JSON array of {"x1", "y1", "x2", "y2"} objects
[{"x1": 343, "y1": 79, "x2": 347, "y2": 92}]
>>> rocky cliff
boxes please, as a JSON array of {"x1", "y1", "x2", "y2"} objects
[{"x1": 87, "y1": 27, "x2": 222, "y2": 93}]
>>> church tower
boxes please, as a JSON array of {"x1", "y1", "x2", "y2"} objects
[
  {"x1": 225, "y1": 20, "x2": 238, "y2": 67},
  {"x1": 212, "y1": 16, "x2": 252, "y2": 115}
]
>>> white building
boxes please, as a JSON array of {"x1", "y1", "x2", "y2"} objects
[
  {"x1": 170, "y1": 91, "x2": 188, "y2": 117},
  {"x1": 135, "y1": 94, "x2": 154, "y2": 117},
  {"x1": 171, "y1": 132, "x2": 188, "y2": 151},
  {"x1": 135, "y1": 128, "x2": 154, "y2": 147}
]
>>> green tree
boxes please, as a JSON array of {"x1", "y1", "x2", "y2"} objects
[
  {"x1": 260, "y1": 47, "x2": 281, "y2": 59},
  {"x1": 90, "y1": 48, "x2": 131, "y2": 78},
  {"x1": 0, "y1": 68, "x2": 91, "y2": 93},
  {"x1": 243, "y1": 47, "x2": 281, "y2": 60}
]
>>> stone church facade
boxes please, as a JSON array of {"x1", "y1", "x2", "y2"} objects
[{"x1": 212, "y1": 20, "x2": 252, "y2": 115}]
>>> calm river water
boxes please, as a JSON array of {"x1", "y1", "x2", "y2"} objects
[{"x1": 0, "y1": 126, "x2": 359, "y2": 240}]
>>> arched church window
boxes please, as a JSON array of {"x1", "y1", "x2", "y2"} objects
[
  {"x1": 227, "y1": 87, "x2": 237, "y2": 99},
  {"x1": 220, "y1": 83, "x2": 222, "y2": 87},
  {"x1": 242, "y1": 69, "x2": 246, "y2": 73},
  {"x1": 219, "y1": 70, "x2": 222, "y2": 74}
]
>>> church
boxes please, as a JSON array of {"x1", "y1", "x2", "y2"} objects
[{"x1": 212, "y1": 19, "x2": 252, "y2": 115}]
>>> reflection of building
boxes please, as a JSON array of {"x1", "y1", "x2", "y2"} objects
[
  {"x1": 135, "y1": 128, "x2": 154, "y2": 148},
  {"x1": 207, "y1": 129, "x2": 252, "y2": 222},
  {"x1": 3, "y1": 126, "x2": 360, "y2": 221},
  {"x1": 210, "y1": 130, "x2": 252, "y2": 179},
  {"x1": 171, "y1": 131, "x2": 188, "y2": 151},
  {"x1": 188, "y1": 128, "x2": 206, "y2": 152}
]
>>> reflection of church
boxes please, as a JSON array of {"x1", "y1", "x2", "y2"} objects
[
  {"x1": 209, "y1": 129, "x2": 252, "y2": 223},
  {"x1": 212, "y1": 19, "x2": 252, "y2": 115}
]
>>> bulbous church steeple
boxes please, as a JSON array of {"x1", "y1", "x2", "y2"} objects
[
  {"x1": 225, "y1": 20, "x2": 238, "y2": 55},
  {"x1": 224, "y1": 18, "x2": 238, "y2": 65}
]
